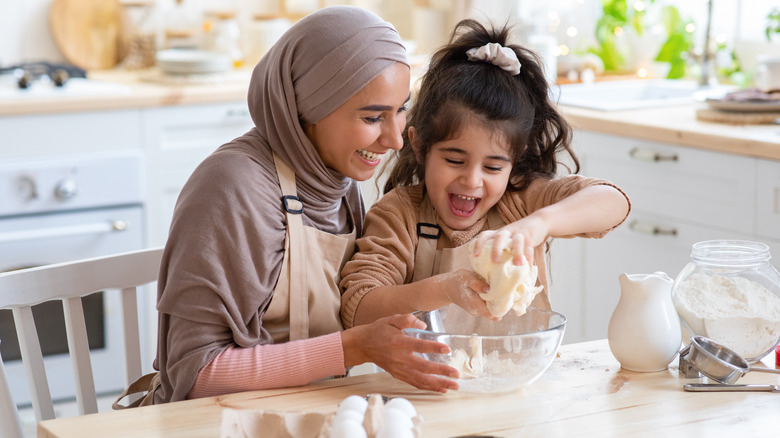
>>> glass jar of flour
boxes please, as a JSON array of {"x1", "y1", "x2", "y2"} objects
[{"x1": 672, "y1": 240, "x2": 780, "y2": 363}]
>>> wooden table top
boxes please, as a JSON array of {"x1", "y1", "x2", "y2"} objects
[{"x1": 38, "y1": 339, "x2": 779, "y2": 437}]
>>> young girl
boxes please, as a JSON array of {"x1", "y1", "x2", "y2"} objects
[{"x1": 340, "y1": 20, "x2": 631, "y2": 328}]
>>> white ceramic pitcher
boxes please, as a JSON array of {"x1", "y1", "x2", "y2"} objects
[{"x1": 608, "y1": 272, "x2": 682, "y2": 372}]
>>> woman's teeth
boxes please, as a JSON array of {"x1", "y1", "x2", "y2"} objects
[{"x1": 357, "y1": 149, "x2": 380, "y2": 161}]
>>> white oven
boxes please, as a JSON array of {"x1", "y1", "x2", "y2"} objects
[{"x1": 0, "y1": 150, "x2": 149, "y2": 407}]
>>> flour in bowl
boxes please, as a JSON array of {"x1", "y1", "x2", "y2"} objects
[
  {"x1": 469, "y1": 240, "x2": 543, "y2": 317},
  {"x1": 674, "y1": 272, "x2": 780, "y2": 359}
]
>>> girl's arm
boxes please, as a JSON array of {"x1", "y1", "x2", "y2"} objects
[
  {"x1": 349, "y1": 269, "x2": 493, "y2": 326},
  {"x1": 341, "y1": 188, "x2": 494, "y2": 328},
  {"x1": 475, "y1": 184, "x2": 630, "y2": 266}
]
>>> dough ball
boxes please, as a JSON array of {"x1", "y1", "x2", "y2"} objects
[{"x1": 468, "y1": 240, "x2": 543, "y2": 317}]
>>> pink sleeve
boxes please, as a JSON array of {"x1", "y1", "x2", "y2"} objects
[{"x1": 187, "y1": 332, "x2": 346, "y2": 399}]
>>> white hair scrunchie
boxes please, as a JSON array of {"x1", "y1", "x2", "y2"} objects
[{"x1": 466, "y1": 42, "x2": 521, "y2": 75}]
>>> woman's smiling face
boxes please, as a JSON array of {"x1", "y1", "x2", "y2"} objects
[
  {"x1": 305, "y1": 62, "x2": 410, "y2": 182},
  {"x1": 413, "y1": 117, "x2": 513, "y2": 230}
]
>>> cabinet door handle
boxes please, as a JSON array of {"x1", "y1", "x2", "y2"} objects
[
  {"x1": 629, "y1": 220, "x2": 678, "y2": 236},
  {"x1": 0, "y1": 220, "x2": 130, "y2": 243},
  {"x1": 629, "y1": 147, "x2": 678, "y2": 162}
]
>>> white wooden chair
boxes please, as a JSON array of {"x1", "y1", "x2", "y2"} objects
[{"x1": 0, "y1": 247, "x2": 163, "y2": 438}]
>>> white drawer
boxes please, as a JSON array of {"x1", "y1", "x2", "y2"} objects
[
  {"x1": 577, "y1": 131, "x2": 757, "y2": 233},
  {"x1": 756, "y1": 159, "x2": 780, "y2": 242},
  {"x1": 0, "y1": 109, "x2": 142, "y2": 159},
  {"x1": 142, "y1": 102, "x2": 254, "y2": 165}
]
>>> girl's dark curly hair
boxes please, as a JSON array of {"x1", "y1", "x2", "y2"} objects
[{"x1": 382, "y1": 19, "x2": 578, "y2": 194}]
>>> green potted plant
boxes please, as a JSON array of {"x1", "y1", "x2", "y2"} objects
[
  {"x1": 654, "y1": 5, "x2": 694, "y2": 79},
  {"x1": 588, "y1": 0, "x2": 693, "y2": 79},
  {"x1": 766, "y1": 7, "x2": 780, "y2": 41}
]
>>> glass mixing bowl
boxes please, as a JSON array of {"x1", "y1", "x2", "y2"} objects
[
  {"x1": 671, "y1": 240, "x2": 780, "y2": 362},
  {"x1": 404, "y1": 305, "x2": 566, "y2": 394}
]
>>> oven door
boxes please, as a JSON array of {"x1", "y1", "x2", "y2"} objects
[{"x1": 0, "y1": 205, "x2": 147, "y2": 406}]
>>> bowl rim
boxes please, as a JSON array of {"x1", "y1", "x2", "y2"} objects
[{"x1": 404, "y1": 306, "x2": 567, "y2": 340}]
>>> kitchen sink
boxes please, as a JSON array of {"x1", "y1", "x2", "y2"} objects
[{"x1": 553, "y1": 79, "x2": 730, "y2": 111}]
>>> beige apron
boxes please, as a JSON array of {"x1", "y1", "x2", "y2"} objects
[
  {"x1": 114, "y1": 153, "x2": 356, "y2": 409},
  {"x1": 412, "y1": 196, "x2": 502, "y2": 282},
  {"x1": 411, "y1": 196, "x2": 550, "y2": 310},
  {"x1": 262, "y1": 153, "x2": 356, "y2": 342}
]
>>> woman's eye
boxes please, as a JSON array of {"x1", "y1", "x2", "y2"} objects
[
  {"x1": 363, "y1": 116, "x2": 382, "y2": 123},
  {"x1": 397, "y1": 105, "x2": 408, "y2": 114}
]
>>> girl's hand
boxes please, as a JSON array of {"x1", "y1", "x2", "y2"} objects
[
  {"x1": 472, "y1": 215, "x2": 549, "y2": 267},
  {"x1": 342, "y1": 314, "x2": 460, "y2": 393},
  {"x1": 430, "y1": 269, "x2": 496, "y2": 320}
]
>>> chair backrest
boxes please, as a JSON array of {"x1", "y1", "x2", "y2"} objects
[{"x1": 0, "y1": 247, "x2": 163, "y2": 438}]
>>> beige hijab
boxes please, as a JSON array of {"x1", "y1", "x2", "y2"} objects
[
  {"x1": 154, "y1": 6, "x2": 408, "y2": 403},
  {"x1": 247, "y1": 5, "x2": 409, "y2": 211}
]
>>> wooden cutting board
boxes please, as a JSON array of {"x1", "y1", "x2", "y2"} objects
[
  {"x1": 49, "y1": 0, "x2": 123, "y2": 70},
  {"x1": 696, "y1": 108, "x2": 780, "y2": 125}
]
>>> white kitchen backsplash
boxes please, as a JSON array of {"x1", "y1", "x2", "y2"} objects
[{"x1": 0, "y1": 0, "x2": 777, "y2": 70}]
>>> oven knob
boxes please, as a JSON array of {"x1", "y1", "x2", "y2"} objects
[
  {"x1": 54, "y1": 178, "x2": 79, "y2": 201},
  {"x1": 14, "y1": 175, "x2": 38, "y2": 202}
]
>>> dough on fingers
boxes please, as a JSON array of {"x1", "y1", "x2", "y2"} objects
[{"x1": 468, "y1": 240, "x2": 543, "y2": 317}]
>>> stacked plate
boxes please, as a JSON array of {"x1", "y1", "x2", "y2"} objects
[
  {"x1": 694, "y1": 87, "x2": 780, "y2": 124},
  {"x1": 156, "y1": 49, "x2": 233, "y2": 75}
]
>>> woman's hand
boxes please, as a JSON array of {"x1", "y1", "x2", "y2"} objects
[
  {"x1": 341, "y1": 314, "x2": 460, "y2": 393},
  {"x1": 472, "y1": 214, "x2": 549, "y2": 267}
]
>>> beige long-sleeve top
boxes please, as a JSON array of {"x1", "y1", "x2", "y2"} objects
[{"x1": 340, "y1": 176, "x2": 630, "y2": 328}]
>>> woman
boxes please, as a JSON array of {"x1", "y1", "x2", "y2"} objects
[{"x1": 152, "y1": 6, "x2": 459, "y2": 404}]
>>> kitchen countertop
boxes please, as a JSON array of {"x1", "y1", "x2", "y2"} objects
[
  {"x1": 561, "y1": 104, "x2": 780, "y2": 161},
  {"x1": 0, "y1": 69, "x2": 250, "y2": 117},
  {"x1": 38, "y1": 339, "x2": 779, "y2": 437},
  {"x1": 3, "y1": 70, "x2": 779, "y2": 161}
]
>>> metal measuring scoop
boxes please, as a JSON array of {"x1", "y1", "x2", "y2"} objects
[{"x1": 683, "y1": 335, "x2": 780, "y2": 386}]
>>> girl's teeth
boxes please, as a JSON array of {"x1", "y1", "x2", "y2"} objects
[
  {"x1": 358, "y1": 150, "x2": 380, "y2": 161},
  {"x1": 455, "y1": 194, "x2": 477, "y2": 201}
]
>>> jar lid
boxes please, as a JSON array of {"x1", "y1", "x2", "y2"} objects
[{"x1": 690, "y1": 240, "x2": 771, "y2": 267}]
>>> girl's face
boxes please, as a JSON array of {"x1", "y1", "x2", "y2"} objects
[
  {"x1": 305, "y1": 62, "x2": 410, "y2": 182},
  {"x1": 412, "y1": 118, "x2": 513, "y2": 231}
]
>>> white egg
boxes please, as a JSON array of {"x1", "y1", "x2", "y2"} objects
[
  {"x1": 385, "y1": 397, "x2": 417, "y2": 418},
  {"x1": 382, "y1": 407, "x2": 414, "y2": 429},
  {"x1": 336, "y1": 395, "x2": 368, "y2": 416},
  {"x1": 334, "y1": 409, "x2": 364, "y2": 424},
  {"x1": 330, "y1": 418, "x2": 367, "y2": 438},
  {"x1": 376, "y1": 420, "x2": 414, "y2": 438}
]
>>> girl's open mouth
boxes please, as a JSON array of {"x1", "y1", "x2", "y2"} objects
[{"x1": 449, "y1": 193, "x2": 480, "y2": 217}]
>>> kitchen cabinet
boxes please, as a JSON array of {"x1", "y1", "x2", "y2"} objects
[
  {"x1": 1, "y1": 102, "x2": 254, "y2": 249},
  {"x1": 552, "y1": 131, "x2": 774, "y2": 343},
  {"x1": 0, "y1": 109, "x2": 142, "y2": 160},
  {"x1": 756, "y1": 158, "x2": 780, "y2": 242},
  {"x1": 142, "y1": 102, "x2": 254, "y2": 246}
]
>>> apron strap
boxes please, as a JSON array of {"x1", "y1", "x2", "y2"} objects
[
  {"x1": 412, "y1": 197, "x2": 441, "y2": 283},
  {"x1": 273, "y1": 153, "x2": 309, "y2": 341},
  {"x1": 412, "y1": 200, "x2": 505, "y2": 283},
  {"x1": 112, "y1": 371, "x2": 160, "y2": 409}
]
